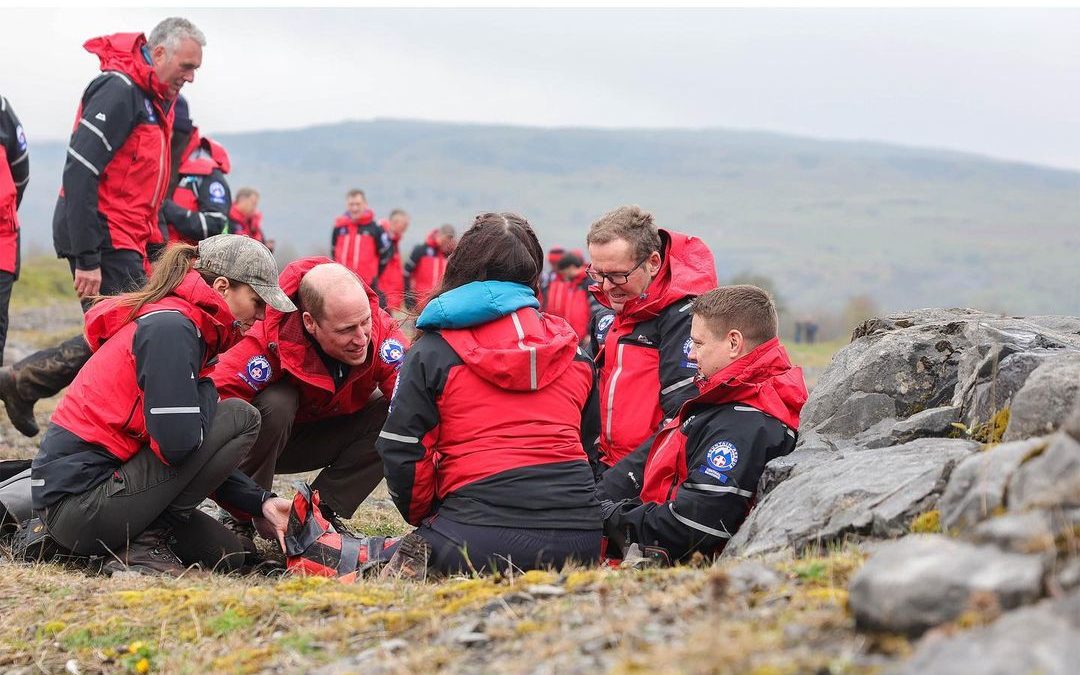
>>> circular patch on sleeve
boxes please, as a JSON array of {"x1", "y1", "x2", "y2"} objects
[
  {"x1": 379, "y1": 338, "x2": 406, "y2": 366},
  {"x1": 16, "y1": 125, "x2": 27, "y2": 151},
  {"x1": 208, "y1": 181, "x2": 227, "y2": 203},
  {"x1": 595, "y1": 313, "x2": 615, "y2": 342},
  {"x1": 706, "y1": 441, "x2": 739, "y2": 472},
  {"x1": 246, "y1": 355, "x2": 272, "y2": 383}
]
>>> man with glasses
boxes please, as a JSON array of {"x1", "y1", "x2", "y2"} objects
[{"x1": 585, "y1": 205, "x2": 718, "y2": 493}]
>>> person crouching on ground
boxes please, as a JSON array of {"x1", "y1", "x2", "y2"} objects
[
  {"x1": 376, "y1": 212, "x2": 602, "y2": 579},
  {"x1": 30, "y1": 235, "x2": 296, "y2": 576},
  {"x1": 597, "y1": 285, "x2": 807, "y2": 563}
]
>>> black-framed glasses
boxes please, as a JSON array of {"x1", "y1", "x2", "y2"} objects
[{"x1": 586, "y1": 257, "x2": 648, "y2": 286}]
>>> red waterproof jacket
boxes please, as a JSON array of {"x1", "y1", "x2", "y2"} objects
[
  {"x1": 377, "y1": 281, "x2": 601, "y2": 530},
  {"x1": 52, "y1": 33, "x2": 174, "y2": 270},
  {"x1": 603, "y1": 338, "x2": 807, "y2": 561},
  {"x1": 593, "y1": 229, "x2": 718, "y2": 466},
  {"x1": 212, "y1": 256, "x2": 408, "y2": 423},
  {"x1": 376, "y1": 219, "x2": 405, "y2": 312},
  {"x1": 331, "y1": 209, "x2": 390, "y2": 292},
  {"x1": 163, "y1": 129, "x2": 231, "y2": 244},
  {"x1": 543, "y1": 268, "x2": 594, "y2": 345},
  {"x1": 404, "y1": 230, "x2": 448, "y2": 309},
  {"x1": 229, "y1": 206, "x2": 266, "y2": 244},
  {"x1": 49, "y1": 272, "x2": 241, "y2": 464},
  {"x1": 0, "y1": 94, "x2": 29, "y2": 275}
]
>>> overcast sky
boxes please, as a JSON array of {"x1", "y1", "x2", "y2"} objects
[{"x1": 3, "y1": 7, "x2": 1078, "y2": 170}]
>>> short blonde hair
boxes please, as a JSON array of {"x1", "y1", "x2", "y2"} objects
[
  {"x1": 587, "y1": 205, "x2": 662, "y2": 261},
  {"x1": 692, "y1": 285, "x2": 777, "y2": 347}
]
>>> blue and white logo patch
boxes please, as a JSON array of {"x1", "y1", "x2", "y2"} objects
[
  {"x1": 208, "y1": 181, "x2": 227, "y2": 204},
  {"x1": 706, "y1": 441, "x2": 739, "y2": 472},
  {"x1": 595, "y1": 313, "x2": 615, "y2": 343},
  {"x1": 15, "y1": 125, "x2": 26, "y2": 152},
  {"x1": 682, "y1": 337, "x2": 695, "y2": 368},
  {"x1": 379, "y1": 338, "x2": 406, "y2": 367},
  {"x1": 239, "y1": 355, "x2": 272, "y2": 390},
  {"x1": 143, "y1": 99, "x2": 156, "y2": 122}
]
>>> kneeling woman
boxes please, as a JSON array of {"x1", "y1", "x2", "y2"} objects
[
  {"x1": 31, "y1": 235, "x2": 296, "y2": 575},
  {"x1": 376, "y1": 213, "x2": 602, "y2": 577}
]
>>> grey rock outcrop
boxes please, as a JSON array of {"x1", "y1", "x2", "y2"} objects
[
  {"x1": 1006, "y1": 430, "x2": 1080, "y2": 512},
  {"x1": 726, "y1": 439, "x2": 978, "y2": 557},
  {"x1": 937, "y1": 437, "x2": 1048, "y2": 531},
  {"x1": 1003, "y1": 352, "x2": 1080, "y2": 441},
  {"x1": 848, "y1": 534, "x2": 1046, "y2": 636},
  {"x1": 892, "y1": 591, "x2": 1080, "y2": 675}
]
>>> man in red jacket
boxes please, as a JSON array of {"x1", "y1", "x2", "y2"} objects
[
  {"x1": 586, "y1": 205, "x2": 718, "y2": 469},
  {"x1": 598, "y1": 285, "x2": 807, "y2": 562},
  {"x1": 0, "y1": 18, "x2": 205, "y2": 437},
  {"x1": 228, "y1": 187, "x2": 270, "y2": 248},
  {"x1": 404, "y1": 224, "x2": 455, "y2": 310},
  {"x1": 0, "y1": 94, "x2": 30, "y2": 367},
  {"x1": 331, "y1": 189, "x2": 391, "y2": 306},
  {"x1": 162, "y1": 128, "x2": 232, "y2": 244},
  {"x1": 212, "y1": 259, "x2": 408, "y2": 530},
  {"x1": 377, "y1": 209, "x2": 410, "y2": 313}
]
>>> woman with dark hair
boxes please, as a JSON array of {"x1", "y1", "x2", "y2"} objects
[
  {"x1": 31, "y1": 235, "x2": 297, "y2": 576},
  {"x1": 376, "y1": 212, "x2": 602, "y2": 578}
]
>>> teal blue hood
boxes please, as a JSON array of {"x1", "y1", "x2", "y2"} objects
[{"x1": 416, "y1": 281, "x2": 540, "y2": 330}]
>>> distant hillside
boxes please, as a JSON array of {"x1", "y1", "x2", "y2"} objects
[{"x1": 17, "y1": 119, "x2": 1080, "y2": 315}]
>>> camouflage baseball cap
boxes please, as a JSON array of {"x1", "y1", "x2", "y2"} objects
[{"x1": 194, "y1": 234, "x2": 296, "y2": 313}]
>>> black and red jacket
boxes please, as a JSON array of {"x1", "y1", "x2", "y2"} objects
[
  {"x1": 52, "y1": 33, "x2": 174, "y2": 271},
  {"x1": 376, "y1": 219, "x2": 405, "y2": 312},
  {"x1": 162, "y1": 129, "x2": 232, "y2": 244},
  {"x1": 212, "y1": 256, "x2": 408, "y2": 424},
  {"x1": 376, "y1": 280, "x2": 601, "y2": 529},
  {"x1": 542, "y1": 268, "x2": 605, "y2": 347},
  {"x1": 600, "y1": 338, "x2": 807, "y2": 561},
  {"x1": 331, "y1": 209, "x2": 391, "y2": 298},
  {"x1": 403, "y1": 230, "x2": 448, "y2": 310},
  {"x1": 0, "y1": 94, "x2": 29, "y2": 276},
  {"x1": 593, "y1": 229, "x2": 718, "y2": 467},
  {"x1": 31, "y1": 271, "x2": 269, "y2": 514},
  {"x1": 228, "y1": 206, "x2": 266, "y2": 244}
]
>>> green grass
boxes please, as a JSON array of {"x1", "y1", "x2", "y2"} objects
[{"x1": 10, "y1": 256, "x2": 77, "y2": 308}]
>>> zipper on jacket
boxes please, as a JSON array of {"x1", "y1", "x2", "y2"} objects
[{"x1": 604, "y1": 342, "x2": 626, "y2": 443}]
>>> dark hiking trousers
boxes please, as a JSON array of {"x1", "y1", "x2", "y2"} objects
[
  {"x1": 241, "y1": 381, "x2": 389, "y2": 517},
  {"x1": 0, "y1": 270, "x2": 13, "y2": 366},
  {"x1": 387, "y1": 515, "x2": 602, "y2": 576},
  {"x1": 39, "y1": 399, "x2": 260, "y2": 570},
  {"x1": 8, "y1": 249, "x2": 145, "y2": 402}
]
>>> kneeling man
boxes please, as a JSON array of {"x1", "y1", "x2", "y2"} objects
[
  {"x1": 599, "y1": 285, "x2": 807, "y2": 562},
  {"x1": 213, "y1": 259, "x2": 408, "y2": 531}
]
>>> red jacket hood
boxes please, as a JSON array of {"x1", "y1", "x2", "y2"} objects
[
  {"x1": 83, "y1": 32, "x2": 171, "y2": 102},
  {"x1": 440, "y1": 309, "x2": 581, "y2": 392},
  {"x1": 691, "y1": 337, "x2": 807, "y2": 430},
  {"x1": 84, "y1": 271, "x2": 240, "y2": 355},
  {"x1": 178, "y1": 130, "x2": 231, "y2": 175},
  {"x1": 335, "y1": 209, "x2": 375, "y2": 228},
  {"x1": 424, "y1": 230, "x2": 441, "y2": 248},
  {"x1": 591, "y1": 229, "x2": 718, "y2": 323},
  {"x1": 265, "y1": 256, "x2": 383, "y2": 377}
]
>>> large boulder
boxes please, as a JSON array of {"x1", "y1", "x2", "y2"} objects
[
  {"x1": 725, "y1": 439, "x2": 978, "y2": 557},
  {"x1": 893, "y1": 590, "x2": 1080, "y2": 675},
  {"x1": 1007, "y1": 431, "x2": 1080, "y2": 512},
  {"x1": 802, "y1": 309, "x2": 1080, "y2": 445},
  {"x1": 937, "y1": 437, "x2": 1048, "y2": 532},
  {"x1": 849, "y1": 534, "x2": 1046, "y2": 636},
  {"x1": 1003, "y1": 353, "x2": 1080, "y2": 441}
]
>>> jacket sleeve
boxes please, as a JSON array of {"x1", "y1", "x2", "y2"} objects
[
  {"x1": 0, "y1": 96, "x2": 29, "y2": 206},
  {"x1": 375, "y1": 338, "x2": 444, "y2": 526},
  {"x1": 163, "y1": 172, "x2": 232, "y2": 242},
  {"x1": 402, "y1": 244, "x2": 424, "y2": 309},
  {"x1": 578, "y1": 350, "x2": 603, "y2": 479},
  {"x1": 213, "y1": 469, "x2": 274, "y2": 519},
  {"x1": 330, "y1": 223, "x2": 340, "y2": 260},
  {"x1": 605, "y1": 406, "x2": 768, "y2": 561},
  {"x1": 64, "y1": 76, "x2": 138, "y2": 270},
  {"x1": 133, "y1": 311, "x2": 216, "y2": 466},
  {"x1": 595, "y1": 429, "x2": 655, "y2": 501},
  {"x1": 210, "y1": 327, "x2": 277, "y2": 403},
  {"x1": 656, "y1": 298, "x2": 699, "y2": 419},
  {"x1": 372, "y1": 312, "x2": 410, "y2": 398}
]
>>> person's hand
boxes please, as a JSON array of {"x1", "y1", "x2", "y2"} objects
[
  {"x1": 254, "y1": 496, "x2": 291, "y2": 552},
  {"x1": 73, "y1": 268, "x2": 102, "y2": 298}
]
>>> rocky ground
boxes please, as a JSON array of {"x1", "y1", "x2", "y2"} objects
[{"x1": 1, "y1": 304, "x2": 1077, "y2": 674}]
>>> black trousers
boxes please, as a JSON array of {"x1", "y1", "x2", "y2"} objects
[
  {"x1": 39, "y1": 399, "x2": 260, "y2": 571},
  {"x1": 0, "y1": 270, "x2": 13, "y2": 367},
  {"x1": 396, "y1": 514, "x2": 602, "y2": 575},
  {"x1": 7, "y1": 249, "x2": 146, "y2": 401}
]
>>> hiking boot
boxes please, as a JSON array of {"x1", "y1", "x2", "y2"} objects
[
  {"x1": 217, "y1": 508, "x2": 258, "y2": 541},
  {"x1": 379, "y1": 531, "x2": 432, "y2": 581},
  {"x1": 102, "y1": 525, "x2": 187, "y2": 577},
  {"x1": 0, "y1": 367, "x2": 39, "y2": 437},
  {"x1": 321, "y1": 505, "x2": 357, "y2": 539}
]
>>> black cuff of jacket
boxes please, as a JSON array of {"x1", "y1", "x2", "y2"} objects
[
  {"x1": 75, "y1": 253, "x2": 101, "y2": 271},
  {"x1": 216, "y1": 482, "x2": 273, "y2": 519}
]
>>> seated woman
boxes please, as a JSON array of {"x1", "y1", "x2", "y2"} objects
[
  {"x1": 376, "y1": 212, "x2": 602, "y2": 578},
  {"x1": 31, "y1": 235, "x2": 296, "y2": 576}
]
